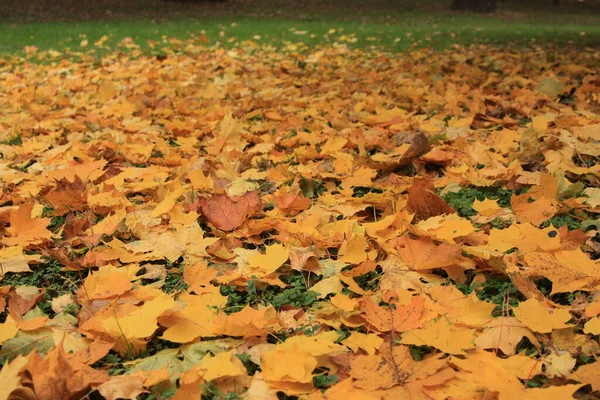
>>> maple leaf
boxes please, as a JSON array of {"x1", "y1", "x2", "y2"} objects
[
  {"x1": 342, "y1": 332, "x2": 383, "y2": 356},
  {"x1": 245, "y1": 372, "x2": 281, "y2": 400},
  {"x1": 80, "y1": 265, "x2": 133, "y2": 300},
  {"x1": 0, "y1": 354, "x2": 29, "y2": 399},
  {"x1": 101, "y1": 293, "x2": 176, "y2": 354},
  {"x1": 45, "y1": 177, "x2": 88, "y2": 216},
  {"x1": 213, "y1": 304, "x2": 281, "y2": 337},
  {"x1": 475, "y1": 317, "x2": 541, "y2": 356},
  {"x1": 349, "y1": 344, "x2": 451, "y2": 392},
  {"x1": 517, "y1": 248, "x2": 600, "y2": 294},
  {"x1": 512, "y1": 298, "x2": 572, "y2": 333},
  {"x1": 511, "y1": 173, "x2": 558, "y2": 226},
  {"x1": 274, "y1": 192, "x2": 312, "y2": 214},
  {"x1": 8, "y1": 286, "x2": 44, "y2": 317},
  {"x1": 261, "y1": 349, "x2": 318, "y2": 383},
  {"x1": 3, "y1": 202, "x2": 56, "y2": 246},
  {"x1": 414, "y1": 214, "x2": 476, "y2": 243},
  {"x1": 338, "y1": 234, "x2": 368, "y2": 264},
  {"x1": 391, "y1": 235, "x2": 475, "y2": 272},
  {"x1": 24, "y1": 344, "x2": 109, "y2": 400},
  {"x1": 445, "y1": 349, "x2": 581, "y2": 400},
  {"x1": 150, "y1": 180, "x2": 184, "y2": 217},
  {"x1": 427, "y1": 286, "x2": 494, "y2": 328},
  {"x1": 570, "y1": 364, "x2": 600, "y2": 392},
  {"x1": 83, "y1": 207, "x2": 127, "y2": 245},
  {"x1": 159, "y1": 292, "x2": 225, "y2": 343},
  {"x1": 400, "y1": 317, "x2": 477, "y2": 354},
  {"x1": 206, "y1": 111, "x2": 248, "y2": 155},
  {"x1": 359, "y1": 295, "x2": 425, "y2": 333},
  {"x1": 584, "y1": 317, "x2": 600, "y2": 335},
  {"x1": 0, "y1": 245, "x2": 41, "y2": 277},
  {"x1": 188, "y1": 170, "x2": 215, "y2": 191},
  {"x1": 288, "y1": 246, "x2": 321, "y2": 273},
  {"x1": 311, "y1": 276, "x2": 344, "y2": 299},
  {"x1": 246, "y1": 242, "x2": 290, "y2": 277},
  {"x1": 96, "y1": 369, "x2": 169, "y2": 400},
  {"x1": 195, "y1": 349, "x2": 246, "y2": 381},
  {"x1": 0, "y1": 315, "x2": 19, "y2": 344},
  {"x1": 407, "y1": 178, "x2": 455, "y2": 221},
  {"x1": 543, "y1": 351, "x2": 576, "y2": 378},
  {"x1": 46, "y1": 159, "x2": 108, "y2": 183},
  {"x1": 200, "y1": 191, "x2": 261, "y2": 231},
  {"x1": 183, "y1": 261, "x2": 218, "y2": 294}
]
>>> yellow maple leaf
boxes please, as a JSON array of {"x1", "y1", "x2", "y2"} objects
[
  {"x1": 475, "y1": 317, "x2": 540, "y2": 355},
  {"x1": 584, "y1": 317, "x2": 600, "y2": 335},
  {"x1": 310, "y1": 276, "x2": 343, "y2": 299},
  {"x1": 339, "y1": 234, "x2": 368, "y2": 264},
  {"x1": 160, "y1": 292, "x2": 225, "y2": 343},
  {"x1": 3, "y1": 203, "x2": 56, "y2": 246},
  {"x1": 103, "y1": 293, "x2": 176, "y2": 342},
  {"x1": 512, "y1": 298, "x2": 572, "y2": 333},
  {"x1": 342, "y1": 333, "x2": 383, "y2": 356},
  {"x1": 85, "y1": 208, "x2": 127, "y2": 237},
  {"x1": 0, "y1": 315, "x2": 19, "y2": 344},
  {"x1": 415, "y1": 214, "x2": 476, "y2": 243},
  {"x1": 0, "y1": 354, "x2": 29, "y2": 399},
  {"x1": 247, "y1": 243, "x2": 289, "y2": 277},
  {"x1": 150, "y1": 180, "x2": 184, "y2": 217},
  {"x1": 196, "y1": 350, "x2": 246, "y2": 382},
  {"x1": 263, "y1": 349, "x2": 318, "y2": 383},
  {"x1": 0, "y1": 245, "x2": 40, "y2": 277},
  {"x1": 82, "y1": 265, "x2": 133, "y2": 300},
  {"x1": 570, "y1": 363, "x2": 600, "y2": 391},
  {"x1": 401, "y1": 317, "x2": 476, "y2": 354}
]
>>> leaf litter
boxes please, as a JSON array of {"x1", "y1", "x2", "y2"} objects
[{"x1": 0, "y1": 37, "x2": 599, "y2": 399}]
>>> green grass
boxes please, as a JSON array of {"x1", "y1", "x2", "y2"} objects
[
  {"x1": 220, "y1": 271, "x2": 320, "y2": 313},
  {"x1": 1, "y1": 12, "x2": 599, "y2": 57},
  {"x1": 0, "y1": 258, "x2": 85, "y2": 317}
]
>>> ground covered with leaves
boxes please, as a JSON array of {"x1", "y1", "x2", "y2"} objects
[{"x1": 1, "y1": 39, "x2": 600, "y2": 399}]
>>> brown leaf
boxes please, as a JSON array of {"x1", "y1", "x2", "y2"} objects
[
  {"x1": 8, "y1": 286, "x2": 44, "y2": 317},
  {"x1": 391, "y1": 132, "x2": 431, "y2": 164},
  {"x1": 391, "y1": 235, "x2": 473, "y2": 271},
  {"x1": 44, "y1": 177, "x2": 88, "y2": 216},
  {"x1": 558, "y1": 225, "x2": 587, "y2": 250},
  {"x1": 200, "y1": 191, "x2": 261, "y2": 231},
  {"x1": 289, "y1": 246, "x2": 320, "y2": 273},
  {"x1": 407, "y1": 178, "x2": 455, "y2": 221}
]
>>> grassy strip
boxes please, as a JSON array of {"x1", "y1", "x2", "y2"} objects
[{"x1": 1, "y1": 14, "x2": 599, "y2": 56}]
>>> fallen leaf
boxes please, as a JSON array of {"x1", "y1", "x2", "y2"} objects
[
  {"x1": 3, "y1": 202, "x2": 55, "y2": 246},
  {"x1": 512, "y1": 298, "x2": 572, "y2": 333},
  {"x1": 407, "y1": 178, "x2": 455, "y2": 221},
  {"x1": 360, "y1": 295, "x2": 425, "y2": 333},
  {"x1": 342, "y1": 333, "x2": 383, "y2": 356},
  {"x1": 201, "y1": 191, "x2": 261, "y2": 231},
  {"x1": 570, "y1": 363, "x2": 600, "y2": 391},
  {"x1": 0, "y1": 354, "x2": 30, "y2": 400},
  {"x1": 400, "y1": 317, "x2": 477, "y2": 354},
  {"x1": 475, "y1": 317, "x2": 541, "y2": 356}
]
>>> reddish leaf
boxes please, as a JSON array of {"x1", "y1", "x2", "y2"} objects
[{"x1": 200, "y1": 191, "x2": 262, "y2": 231}]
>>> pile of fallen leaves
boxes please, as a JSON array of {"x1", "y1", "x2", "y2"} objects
[{"x1": 0, "y1": 39, "x2": 600, "y2": 399}]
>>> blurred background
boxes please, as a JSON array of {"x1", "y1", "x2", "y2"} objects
[{"x1": 2, "y1": 0, "x2": 600, "y2": 23}]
